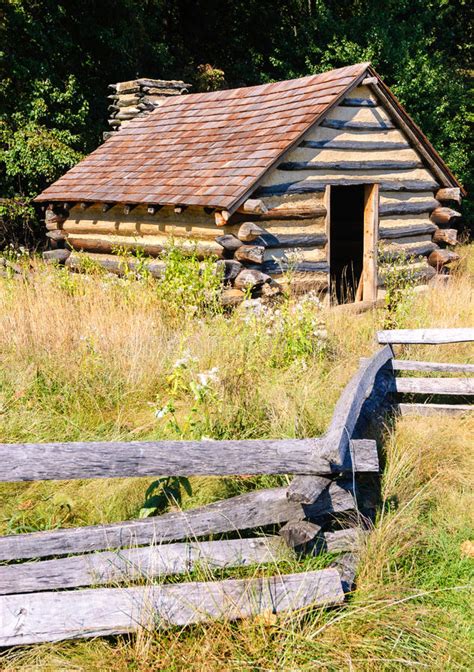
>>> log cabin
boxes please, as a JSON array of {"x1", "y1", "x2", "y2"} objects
[{"x1": 34, "y1": 63, "x2": 465, "y2": 304}]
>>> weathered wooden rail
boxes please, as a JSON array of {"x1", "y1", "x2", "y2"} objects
[{"x1": 0, "y1": 327, "x2": 472, "y2": 646}]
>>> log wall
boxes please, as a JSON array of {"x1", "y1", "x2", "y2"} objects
[{"x1": 49, "y1": 85, "x2": 460, "y2": 301}]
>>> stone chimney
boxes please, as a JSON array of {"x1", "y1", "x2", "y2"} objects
[{"x1": 104, "y1": 78, "x2": 191, "y2": 140}]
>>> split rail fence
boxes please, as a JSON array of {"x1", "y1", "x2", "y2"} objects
[{"x1": 0, "y1": 327, "x2": 472, "y2": 645}]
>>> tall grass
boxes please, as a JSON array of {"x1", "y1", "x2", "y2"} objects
[{"x1": 0, "y1": 245, "x2": 472, "y2": 669}]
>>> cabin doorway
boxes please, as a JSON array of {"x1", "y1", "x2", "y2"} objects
[{"x1": 329, "y1": 184, "x2": 378, "y2": 303}]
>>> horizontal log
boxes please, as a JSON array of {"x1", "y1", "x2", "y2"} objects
[
  {"x1": 379, "y1": 199, "x2": 439, "y2": 217},
  {"x1": 0, "y1": 437, "x2": 333, "y2": 482},
  {"x1": 255, "y1": 179, "x2": 438, "y2": 197},
  {"x1": 362, "y1": 76, "x2": 378, "y2": 85},
  {"x1": 278, "y1": 160, "x2": 422, "y2": 172},
  {"x1": 265, "y1": 246, "x2": 326, "y2": 265},
  {"x1": 237, "y1": 222, "x2": 267, "y2": 242},
  {"x1": 45, "y1": 229, "x2": 67, "y2": 241},
  {"x1": 320, "y1": 119, "x2": 395, "y2": 130},
  {"x1": 391, "y1": 360, "x2": 474, "y2": 373},
  {"x1": 66, "y1": 252, "x2": 165, "y2": 278},
  {"x1": 435, "y1": 188, "x2": 461, "y2": 205},
  {"x1": 42, "y1": 249, "x2": 70, "y2": 264},
  {"x1": 260, "y1": 260, "x2": 329, "y2": 275},
  {"x1": 430, "y1": 207, "x2": 461, "y2": 226},
  {"x1": 66, "y1": 234, "x2": 223, "y2": 259},
  {"x1": 300, "y1": 139, "x2": 410, "y2": 151},
  {"x1": 257, "y1": 232, "x2": 327, "y2": 248},
  {"x1": 428, "y1": 249, "x2": 460, "y2": 269},
  {"x1": 377, "y1": 328, "x2": 474, "y2": 345},
  {"x1": 391, "y1": 377, "x2": 474, "y2": 396},
  {"x1": 215, "y1": 259, "x2": 242, "y2": 282},
  {"x1": 234, "y1": 268, "x2": 271, "y2": 290},
  {"x1": 234, "y1": 245, "x2": 265, "y2": 264},
  {"x1": 379, "y1": 223, "x2": 437, "y2": 239},
  {"x1": 237, "y1": 199, "x2": 268, "y2": 215},
  {"x1": 215, "y1": 234, "x2": 243, "y2": 252},
  {"x1": 433, "y1": 228, "x2": 457, "y2": 246},
  {"x1": 378, "y1": 264, "x2": 436, "y2": 287},
  {"x1": 378, "y1": 241, "x2": 438, "y2": 261},
  {"x1": 396, "y1": 403, "x2": 473, "y2": 417},
  {"x1": 260, "y1": 206, "x2": 327, "y2": 220},
  {"x1": 0, "y1": 569, "x2": 344, "y2": 646},
  {"x1": 0, "y1": 537, "x2": 287, "y2": 595},
  {"x1": 215, "y1": 210, "x2": 231, "y2": 226},
  {"x1": 340, "y1": 98, "x2": 378, "y2": 107},
  {"x1": 0, "y1": 483, "x2": 355, "y2": 561}
]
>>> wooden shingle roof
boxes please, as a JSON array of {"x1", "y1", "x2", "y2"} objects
[
  {"x1": 35, "y1": 63, "x2": 370, "y2": 210},
  {"x1": 35, "y1": 62, "x2": 463, "y2": 210}
]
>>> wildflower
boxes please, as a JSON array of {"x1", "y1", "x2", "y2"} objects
[
  {"x1": 155, "y1": 403, "x2": 172, "y2": 419},
  {"x1": 173, "y1": 350, "x2": 198, "y2": 368},
  {"x1": 197, "y1": 366, "x2": 219, "y2": 387}
]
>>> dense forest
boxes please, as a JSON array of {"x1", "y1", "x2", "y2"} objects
[{"x1": 0, "y1": 0, "x2": 472, "y2": 246}]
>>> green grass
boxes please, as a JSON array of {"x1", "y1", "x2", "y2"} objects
[{"x1": 0, "y1": 246, "x2": 473, "y2": 670}]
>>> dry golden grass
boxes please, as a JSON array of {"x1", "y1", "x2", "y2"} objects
[{"x1": 0, "y1": 245, "x2": 472, "y2": 670}]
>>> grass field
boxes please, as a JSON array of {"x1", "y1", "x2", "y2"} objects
[{"x1": 0, "y1": 246, "x2": 473, "y2": 670}]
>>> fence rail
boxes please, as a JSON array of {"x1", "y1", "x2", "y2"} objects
[{"x1": 0, "y1": 327, "x2": 472, "y2": 646}]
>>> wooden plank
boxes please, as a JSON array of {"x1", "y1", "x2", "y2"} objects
[
  {"x1": 0, "y1": 437, "x2": 329, "y2": 483},
  {"x1": 0, "y1": 537, "x2": 288, "y2": 595},
  {"x1": 391, "y1": 360, "x2": 474, "y2": 373},
  {"x1": 362, "y1": 184, "x2": 378, "y2": 302},
  {"x1": 321, "y1": 119, "x2": 395, "y2": 130},
  {"x1": 379, "y1": 223, "x2": 437, "y2": 239},
  {"x1": 391, "y1": 377, "x2": 474, "y2": 396},
  {"x1": 0, "y1": 569, "x2": 344, "y2": 645},
  {"x1": 300, "y1": 139, "x2": 410, "y2": 151},
  {"x1": 379, "y1": 199, "x2": 439, "y2": 216},
  {"x1": 0, "y1": 482, "x2": 355, "y2": 561},
  {"x1": 324, "y1": 347, "x2": 393, "y2": 461},
  {"x1": 255, "y1": 179, "x2": 438, "y2": 197},
  {"x1": 289, "y1": 347, "x2": 392, "y2": 503},
  {"x1": 278, "y1": 160, "x2": 422, "y2": 172},
  {"x1": 377, "y1": 328, "x2": 474, "y2": 344},
  {"x1": 286, "y1": 476, "x2": 331, "y2": 504},
  {"x1": 396, "y1": 403, "x2": 473, "y2": 416}
]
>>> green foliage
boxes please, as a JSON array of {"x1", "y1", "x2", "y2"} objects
[
  {"x1": 381, "y1": 254, "x2": 419, "y2": 328},
  {"x1": 156, "y1": 242, "x2": 223, "y2": 316},
  {"x1": 139, "y1": 475, "x2": 192, "y2": 518},
  {"x1": 0, "y1": 0, "x2": 471, "y2": 249}
]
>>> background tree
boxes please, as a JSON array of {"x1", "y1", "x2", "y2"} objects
[{"x1": 0, "y1": 0, "x2": 471, "y2": 247}]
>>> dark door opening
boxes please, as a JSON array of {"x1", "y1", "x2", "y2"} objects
[{"x1": 330, "y1": 185, "x2": 365, "y2": 303}]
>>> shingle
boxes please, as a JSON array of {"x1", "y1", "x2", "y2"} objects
[{"x1": 35, "y1": 63, "x2": 370, "y2": 209}]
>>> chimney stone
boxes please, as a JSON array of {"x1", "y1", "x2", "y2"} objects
[{"x1": 104, "y1": 78, "x2": 191, "y2": 141}]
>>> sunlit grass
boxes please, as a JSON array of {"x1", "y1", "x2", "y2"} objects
[{"x1": 0, "y1": 244, "x2": 472, "y2": 669}]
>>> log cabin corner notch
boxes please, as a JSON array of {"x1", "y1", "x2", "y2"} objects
[{"x1": 34, "y1": 63, "x2": 464, "y2": 304}]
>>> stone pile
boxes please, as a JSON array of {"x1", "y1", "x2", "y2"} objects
[{"x1": 105, "y1": 78, "x2": 190, "y2": 140}]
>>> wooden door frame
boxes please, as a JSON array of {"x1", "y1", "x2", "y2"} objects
[
  {"x1": 361, "y1": 183, "x2": 379, "y2": 302},
  {"x1": 327, "y1": 182, "x2": 379, "y2": 304}
]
